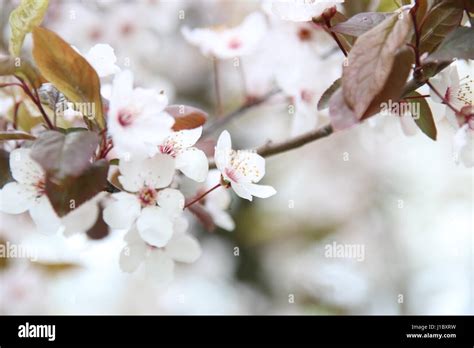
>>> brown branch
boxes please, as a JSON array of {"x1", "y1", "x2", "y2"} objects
[
  {"x1": 209, "y1": 124, "x2": 333, "y2": 168},
  {"x1": 202, "y1": 88, "x2": 281, "y2": 137}
]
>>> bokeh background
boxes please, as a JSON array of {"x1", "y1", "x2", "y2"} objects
[{"x1": 0, "y1": 0, "x2": 472, "y2": 314}]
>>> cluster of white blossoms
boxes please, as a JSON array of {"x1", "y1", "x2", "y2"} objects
[{"x1": 0, "y1": 41, "x2": 277, "y2": 284}]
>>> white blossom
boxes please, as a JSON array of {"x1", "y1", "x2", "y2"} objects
[
  {"x1": 214, "y1": 131, "x2": 276, "y2": 201},
  {"x1": 181, "y1": 12, "x2": 267, "y2": 59},
  {"x1": 107, "y1": 70, "x2": 175, "y2": 159},
  {"x1": 159, "y1": 127, "x2": 209, "y2": 183}
]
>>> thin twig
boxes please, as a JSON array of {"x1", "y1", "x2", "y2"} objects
[
  {"x1": 426, "y1": 80, "x2": 460, "y2": 115},
  {"x1": 209, "y1": 124, "x2": 334, "y2": 169},
  {"x1": 202, "y1": 88, "x2": 281, "y2": 137},
  {"x1": 184, "y1": 183, "x2": 222, "y2": 209}
]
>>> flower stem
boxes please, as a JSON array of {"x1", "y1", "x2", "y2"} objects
[
  {"x1": 426, "y1": 80, "x2": 460, "y2": 115},
  {"x1": 320, "y1": 17, "x2": 348, "y2": 57},
  {"x1": 403, "y1": 94, "x2": 430, "y2": 100},
  {"x1": 184, "y1": 183, "x2": 222, "y2": 209}
]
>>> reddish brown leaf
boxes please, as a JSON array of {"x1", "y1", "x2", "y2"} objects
[{"x1": 166, "y1": 105, "x2": 208, "y2": 131}]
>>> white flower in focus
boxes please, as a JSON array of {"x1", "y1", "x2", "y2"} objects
[
  {"x1": 214, "y1": 131, "x2": 276, "y2": 201},
  {"x1": 0, "y1": 148, "x2": 100, "y2": 235},
  {"x1": 429, "y1": 65, "x2": 472, "y2": 127},
  {"x1": 203, "y1": 169, "x2": 235, "y2": 231},
  {"x1": 119, "y1": 221, "x2": 201, "y2": 284},
  {"x1": 107, "y1": 70, "x2": 175, "y2": 159},
  {"x1": 429, "y1": 66, "x2": 473, "y2": 167},
  {"x1": 159, "y1": 127, "x2": 209, "y2": 182},
  {"x1": 271, "y1": 0, "x2": 344, "y2": 22},
  {"x1": 103, "y1": 155, "x2": 184, "y2": 247},
  {"x1": 181, "y1": 12, "x2": 267, "y2": 59},
  {"x1": 84, "y1": 44, "x2": 121, "y2": 78}
]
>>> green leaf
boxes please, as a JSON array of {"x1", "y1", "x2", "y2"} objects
[
  {"x1": 0, "y1": 149, "x2": 13, "y2": 188},
  {"x1": 426, "y1": 26, "x2": 474, "y2": 63},
  {"x1": 45, "y1": 159, "x2": 109, "y2": 217},
  {"x1": 30, "y1": 130, "x2": 99, "y2": 180},
  {"x1": 8, "y1": 0, "x2": 49, "y2": 57},
  {"x1": 0, "y1": 131, "x2": 36, "y2": 140},
  {"x1": 342, "y1": 11, "x2": 412, "y2": 118},
  {"x1": 419, "y1": 0, "x2": 463, "y2": 54},
  {"x1": 32, "y1": 27, "x2": 105, "y2": 129},
  {"x1": 317, "y1": 78, "x2": 341, "y2": 111},
  {"x1": 331, "y1": 12, "x2": 392, "y2": 37},
  {"x1": 406, "y1": 91, "x2": 437, "y2": 140}
]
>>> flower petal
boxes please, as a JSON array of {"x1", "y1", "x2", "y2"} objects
[
  {"x1": 136, "y1": 206, "x2": 173, "y2": 247},
  {"x1": 29, "y1": 196, "x2": 62, "y2": 235},
  {"x1": 169, "y1": 127, "x2": 203, "y2": 149},
  {"x1": 157, "y1": 188, "x2": 185, "y2": 216},
  {"x1": 230, "y1": 182, "x2": 253, "y2": 201},
  {"x1": 176, "y1": 147, "x2": 209, "y2": 182},
  {"x1": 9, "y1": 148, "x2": 44, "y2": 185},
  {"x1": 85, "y1": 43, "x2": 120, "y2": 78},
  {"x1": 214, "y1": 130, "x2": 232, "y2": 172},
  {"x1": 0, "y1": 182, "x2": 35, "y2": 214},
  {"x1": 119, "y1": 241, "x2": 147, "y2": 273},
  {"x1": 206, "y1": 203, "x2": 235, "y2": 231},
  {"x1": 118, "y1": 154, "x2": 175, "y2": 191},
  {"x1": 165, "y1": 232, "x2": 202, "y2": 263},
  {"x1": 62, "y1": 198, "x2": 100, "y2": 237},
  {"x1": 244, "y1": 183, "x2": 277, "y2": 199},
  {"x1": 145, "y1": 249, "x2": 174, "y2": 284},
  {"x1": 103, "y1": 193, "x2": 141, "y2": 230}
]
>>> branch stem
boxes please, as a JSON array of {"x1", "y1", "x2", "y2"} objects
[{"x1": 184, "y1": 183, "x2": 222, "y2": 209}]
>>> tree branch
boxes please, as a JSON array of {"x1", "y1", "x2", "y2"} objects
[
  {"x1": 202, "y1": 88, "x2": 281, "y2": 137},
  {"x1": 209, "y1": 124, "x2": 333, "y2": 168}
]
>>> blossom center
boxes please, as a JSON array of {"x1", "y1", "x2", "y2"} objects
[
  {"x1": 34, "y1": 178, "x2": 46, "y2": 197},
  {"x1": 228, "y1": 38, "x2": 242, "y2": 50},
  {"x1": 138, "y1": 187, "x2": 157, "y2": 206},
  {"x1": 159, "y1": 142, "x2": 177, "y2": 158},
  {"x1": 298, "y1": 28, "x2": 312, "y2": 41},
  {"x1": 224, "y1": 168, "x2": 239, "y2": 183},
  {"x1": 300, "y1": 89, "x2": 313, "y2": 103},
  {"x1": 117, "y1": 109, "x2": 135, "y2": 127}
]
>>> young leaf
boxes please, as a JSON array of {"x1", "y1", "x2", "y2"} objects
[
  {"x1": 165, "y1": 105, "x2": 208, "y2": 131},
  {"x1": 342, "y1": 11, "x2": 412, "y2": 118},
  {"x1": 405, "y1": 91, "x2": 437, "y2": 140},
  {"x1": 30, "y1": 130, "x2": 99, "y2": 180},
  {"x1": 45, "y1": 159, "x2": 108, "y2": 217},
  {"x1": 8, "y1": 0, "x2": 49, "y2": 57},
  {"x1": 0, "y1": 131, "x2": 36, "y2": 140},
  {"x1": 0, "y1": 56, "x2": 45, "y2": 88},
  {"x1": 86, "y1": 206, "x2": 109, "y2": 240},
  {"x1": 361, "y1": 49, "x2": 414, "y2": 119},
  {"x1": 318, "y1": 78, "x2": 341, "y2": 111},
  {"x1": 426, "y1": 27, "x2": 474, "y2": 63},
  {"x1": 331, "y1": 12, "x2": 392, "y2": 37},
  {"x1": 32, "y1": 27, "x2": 105, "y2": 129},
  {"x1": 328, "y1": 89, "x2": 358, "y2": 131},
  {"x1": 419, "y1": 0, "x2": 463, "y2": 54}
]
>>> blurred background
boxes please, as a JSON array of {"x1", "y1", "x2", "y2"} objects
[{"x1": 0, "y1": 0, "x2": 472, "y2": 314}]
